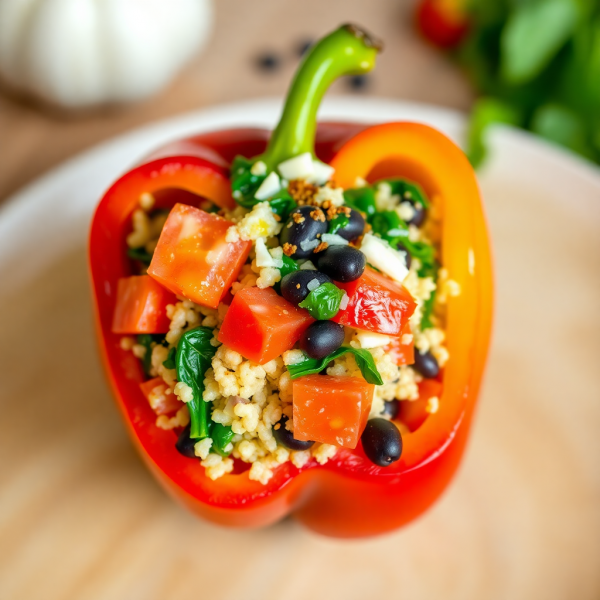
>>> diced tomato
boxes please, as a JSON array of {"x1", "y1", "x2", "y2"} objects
[
  {"x1": 218, "y1": 287, "x2": 314, "y2": 364},
  {"x1": 139, "y1": 377, "x2": 183, "y2": 416},
  {"x1": 333, "y1": 267, "x2": 416, "y2": 335},
  {"x1": 148, "y1": 203, "x2": 251, "y2": 309},
  {"x1": 293, "y1": 374, "x2": 374, "y2": 449},
  {"x1": 398, "y1": 379, "x2": 443, "y2": 432},
  {"x1": 112, "y1": 275, "x2": 177, "y2": 334},
  {"x1": 385, "y1": 321, "x2": 415, "y2": 366}
]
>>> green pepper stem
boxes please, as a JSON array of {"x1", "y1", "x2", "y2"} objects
[{"x1": 261, "y1": 24, "x2": 382, "y2": 169}]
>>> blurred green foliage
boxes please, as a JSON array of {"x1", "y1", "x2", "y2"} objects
[{"x1": 458, "y1": 0, "x2": 600, "y2": 166}]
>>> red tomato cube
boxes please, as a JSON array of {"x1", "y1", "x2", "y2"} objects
[
  {"x1": 398, "y1": 379, "x2": 443, "y2": 432},
  {"x1": 293, "y1": 374, "x2": 374, "y2": 449},
  {"x1": 218, "y1": 287, "x2": 314, "y2": 364},
  {"x1": 148, "y1": 203, "x2": 251, "y2": 309},
  {"x1": 384, "y1": 321, "x2": 415, "y2": 366},
  {"x1": 139, "y1": 377, "x2": 183, "y2": 416},
  {"x1": 112, "y1": 275, "x2": 176, "y2": 334},
  {"x1": 333, "y1": 267, "x2": 416, "y2": 335}
]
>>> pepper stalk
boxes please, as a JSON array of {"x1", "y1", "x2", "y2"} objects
[{"x1": 261, "y1": 23, "x2": 383, "y2": 169}]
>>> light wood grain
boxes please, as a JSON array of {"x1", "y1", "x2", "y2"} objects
[{"x1": 1, "y1": 1, "x2": 600, "y2": 599}]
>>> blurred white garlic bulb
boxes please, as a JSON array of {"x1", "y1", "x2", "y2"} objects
[{"x1": 0, "y1": 0, "x2": 213, "y2": 108}]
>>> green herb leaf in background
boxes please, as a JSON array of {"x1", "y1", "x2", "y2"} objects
[
  {"x1": 298, "y1": 282, "x2": 344, "y2": 320},
  {"x1": 530, "y1": 103, "x2": 592, "y2": 158},
  {"x1": 211, "y1": 423, "x2": 235, "y2": 457},
  {"x1": 467, "y1": 97, "x2": 523, "y2": 167},
  {"x1": 287, "y1": 346, "x2": 383, "y2": 385},
  {"x1": 501, "y1": 0, "x2": 579, "y2": 85},
  {"x1": 176, "y1": 327, "x2": 217, "y2": 440},
  {"x1": 136, "y1": 334, "x2": 164, "y2": 376}
]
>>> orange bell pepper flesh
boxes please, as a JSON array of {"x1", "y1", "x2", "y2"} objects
[{"x1": 89, "y1": 123, "x2": 493, "y2": 537}]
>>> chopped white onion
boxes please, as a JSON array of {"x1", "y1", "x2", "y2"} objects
[
  {"x1": 300, "y1": 238, "x2": 320, "y2": 251},
  {"x1": 254, "y1": 238, "x2": 276, "y2": 267},
  {"x1": 299, "y1": 260, "x2": 317, "y2": 270},
  {"x1": 307, "y1": 278, "x2": 321, "y2": 291},
  {"x1": 355, "y1": 330, "x2": 392, "y2": 349},
  {"x1": 359, "y1": 233, "x2": 409, "y2": 283},
  {"x1": 321, "y1": 233, "x2": 349, "y2": 246},
  {"x1": 339, "y1": 292, "x2": 349, "y2": 310},
  {"x1": 307, "y1": 160, "x2": 335, "y2": 185},
  {"x1": 277, "y1": 152, "x2": 314, "y2": 180},
  {"x1": 254, "y1": 171, "x2": 281, "y2": 200}
]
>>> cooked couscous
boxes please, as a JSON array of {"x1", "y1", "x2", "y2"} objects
[{"x1": 115, "y1": 162, "x2": 459, "y2": 484}]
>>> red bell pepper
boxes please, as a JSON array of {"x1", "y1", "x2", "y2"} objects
[{"x1": 89, "y1": 24, "x2": 493, "y2": 537}]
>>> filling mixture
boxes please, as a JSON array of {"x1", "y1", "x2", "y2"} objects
[{"x1": 114, "y1": 156, "x2": 459, "y2": 485}]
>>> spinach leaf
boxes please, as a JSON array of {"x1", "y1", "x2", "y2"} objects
[
  {"x1": 287, "y1": 347, "x2": 383, "y2": 385},
  {"x1": 370, "y1": 210, "x2": 407, "y2": 241},
  {"x1": 421, "y1": 290, "x2": 437, "y2": 330},
  {"x1": 211, "y1": 423, "x2": 235, "y2": 457},
  {"x1": 127, "y1": 247, "x2": 153, "y2": 265},
  {"x1": 230, "y1": 155, "x2": 266, "y2": 207},
  {"x1": 162, "y1": 347, "x2": 177, "y2": 370},
  {"x1": 136, "y1": 334, "x2": 164, "y2": 376},
  {"x1": 273, "y1": 254, "x2": 299, "y2": 294},
  {"x1": 298, "y1": 282, "x2": 344, "y2": 320},
  {"x1": 268, "y1": 190, "x2": 297, "y2": 220},
  {"x1": 176, "y1": 327, "x2": 218, "y2": 439},
  {"x1": 328, "y1": 214, "x2": 350, "y2": 234},
  {"x1": 382, "y1": 178, "x2": 430, "y2": 209},
  {"x1": 343, "y1": 187, "x2": 376, "y2": 217}
]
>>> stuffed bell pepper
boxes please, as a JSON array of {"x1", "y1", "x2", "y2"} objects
[{"x1": 89, "y1": 23, "x2": 493, "y2": 538}]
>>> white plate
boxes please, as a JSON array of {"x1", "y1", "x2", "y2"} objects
[{"x1": 1, "y1": 98, "x2": 599, "y2": 600}]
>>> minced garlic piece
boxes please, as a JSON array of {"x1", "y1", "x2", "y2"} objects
[{"x1": 226, "y1": 201, "x2": 282, "y2": 243}]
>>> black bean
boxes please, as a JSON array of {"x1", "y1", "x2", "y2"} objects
[
  {"x1": 273, "y1": 416, "x2": 315, "y2": 451},
  {"x1": 280, "y1": 270, "x2": 332, "y2": 306},
  {"x1": 280, "y1": 206, "x2": 328, "y2": 259},
  {"x1": 314, "y1": 245, "x2": 366, "y2": 282},
  {"x1": 175, "y1": 426, "x2": 197, "y2": 458},
  {"x1": 382, "y1": 399, "x2": 400, "y2": 420},
  {"x1": 296, "y1": 38, "x2": 313, "y2": 57},
  {"x1": 299, "y1": 321, "x2": 345, "y2": 359},
  {"x1": 255, "y1": 52, "x2": 281, "y2": 72},
  {"x1": 335, "y1": 208, "x2": 365, "y2": 241},
  {"x1": 347, "y1": 74, "x2": 370, "y2": 91},
  {"x1": 361, "y1": 418, "x2": 402, "y2": 467},
  {"x1": 404, "y1": 198, "x2": 426, "y2": 227},
  {"x1": 396, "y1": 242, "x2": 412, "y2": 270},
  {"x1": 413, "y1": 350, "x2": 440, "y2": 379}
]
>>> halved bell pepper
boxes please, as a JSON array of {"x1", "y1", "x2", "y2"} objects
[{"x1": 89, "y1": 23, "x2": 492, "y2": 538}]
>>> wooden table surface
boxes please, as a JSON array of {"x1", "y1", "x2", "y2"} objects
[{"x1": 1, "y1": 1, "x2": 599, "y2": 600}]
